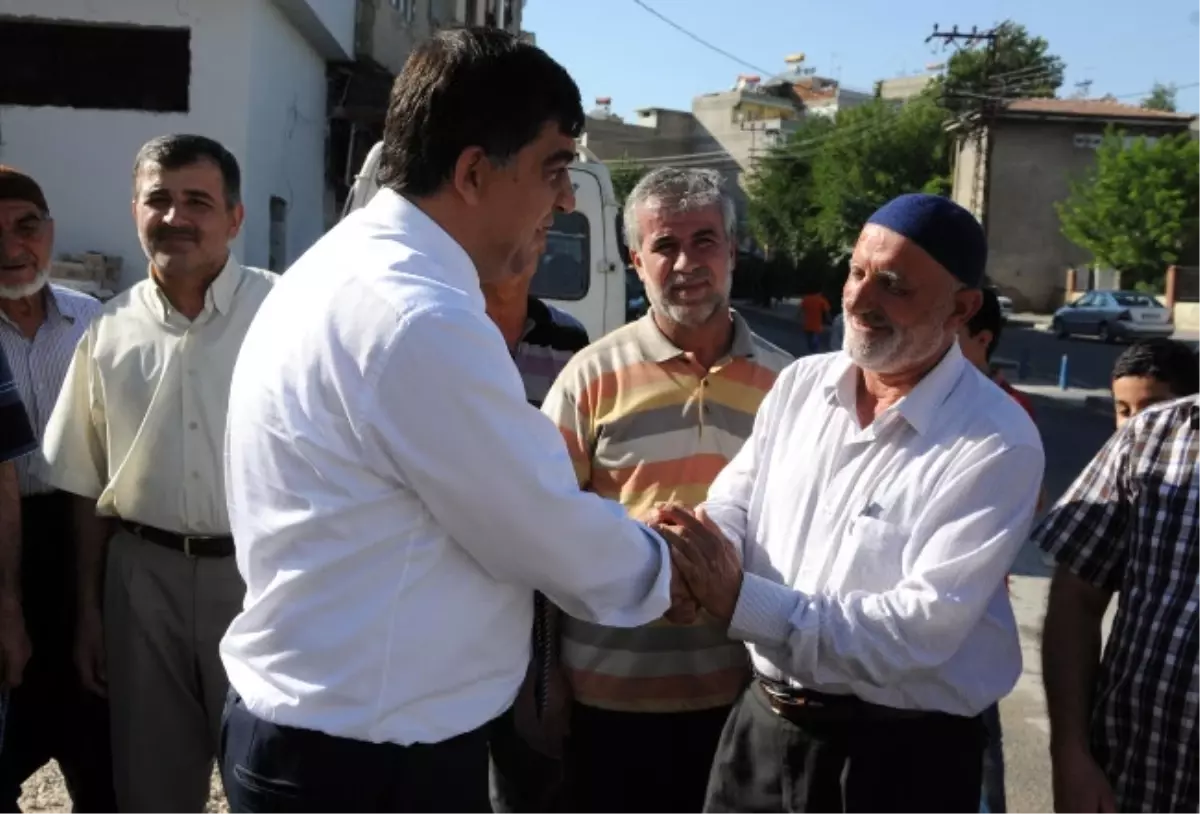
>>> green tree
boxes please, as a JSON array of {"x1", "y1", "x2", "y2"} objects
[
  {"x1": 941, "y1": 21, "x2": 1065, "y2": 109},
  {"x1": 1142, "y1": 82, "x2": 1178, "y2": 112},
  {"x1": 807, "y1": 97, "x2": 952, "y2": 256},
  {"x1": 608, "y1": 157, "x2": 650, "y2": 205},
  {"x1": 745, "y1": 115, "x2": 835, "y2": 264},
  {"x1": 1057, "y1": 130, "x2": 1200, "y2": 286}
]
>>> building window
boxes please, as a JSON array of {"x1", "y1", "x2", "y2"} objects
[
  {"x1": 268, "y1": 197, "x2": 288, "y2": 273},
  {"x1": 0, "y1": 19, "x2": 189, "y2": 112},
  {"x1": 390, "y1": 0, "x2": 417, "y2": 23},
  {"x1": 530, "y1": 212, "x2": 591, "y2": 301}
]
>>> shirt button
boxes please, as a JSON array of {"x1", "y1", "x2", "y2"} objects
[
  {"x1": 189, "y1": 421, "x2": 198, "y2": 430},
  {"x1": 191, "y1": 471, "x2": 201, "y2": 480}
]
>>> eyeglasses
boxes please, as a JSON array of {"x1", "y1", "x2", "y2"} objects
[{"x1": 0, "y1": 215, "x2": 51, "y2": 242}]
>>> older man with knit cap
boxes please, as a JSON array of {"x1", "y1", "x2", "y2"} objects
[
  {"x1": 0, "y1": 166, "x2": 114, "y2": 811},
  {"x1": 657, "y1": 194, "x2": 1045, "y2": 812}
]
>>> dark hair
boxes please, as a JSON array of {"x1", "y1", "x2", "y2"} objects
[
  {"x1": 965, "y1": 287, "x2": 1004, "y2": 360},
  {"x1": 1111, "y1": 338, "x2": 1200, "y2": 396},
  {"x1": 378, "y1": 27, "x2": 584, "y2": 197},
  {"x1": 132, "y1": 134, "x2": 242, "y2": 208}
]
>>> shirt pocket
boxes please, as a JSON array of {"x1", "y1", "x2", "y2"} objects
[{"x1": 843, "y1": 516, "x2": 909, "y2": 594}]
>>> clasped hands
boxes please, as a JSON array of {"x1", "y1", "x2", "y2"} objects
[{"x1": 645, "y1": 502, "x2": 743, "y2": 627}]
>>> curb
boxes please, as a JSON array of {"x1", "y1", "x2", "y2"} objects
[{"x1": 1083, "y1": 394, "x2": 1115, "y2": 416}]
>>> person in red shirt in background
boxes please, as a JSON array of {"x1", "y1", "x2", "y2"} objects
[
  {"x1": 796, "y1": 289, "x2": 831, "y2": 353},
  {"x1": 958, "y1": 286, "x2": 1042, "y2": 813}
]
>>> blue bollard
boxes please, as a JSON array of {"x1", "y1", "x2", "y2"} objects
[
  {"x1": 1018, "y1": 349, "x2": 1031, "y2": 382},
  {"x1": 1058, "y1": 354, "x2": 1069, "y2": 390}
]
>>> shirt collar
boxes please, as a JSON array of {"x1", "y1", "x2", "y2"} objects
[
  {"x1": 366, "y1": 188, "x2": 483, "y2": 311},
  {"x1": 633, "y1": 308, "x2": 757, "y2": 364},
  {"x1": 821, "y1": 341, "x2": 968, "y2": 436},
  {"x1": 0, "y1": 284, "x2": 74, "y2": 333},
  {"x1": 44, "y1": 285, "x2": 77, "y2": 326},
  {"x1": 147, "y1": 253, "x2": 244, "y2": 321},
  {"x1": 521, "y1": 296, "x2": 551, "y2": 342}
]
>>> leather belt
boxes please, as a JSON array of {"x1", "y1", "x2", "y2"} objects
[
  {"x1": 121, "y1": 521, "x2": 234, "y2": 558},
  {"x1": 756, "y1": 676, "x2": 929, "y2": 722}
]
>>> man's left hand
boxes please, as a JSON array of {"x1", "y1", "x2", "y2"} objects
[{"x1": 655, "y1": 504, "x2": 742, "y2": 625}]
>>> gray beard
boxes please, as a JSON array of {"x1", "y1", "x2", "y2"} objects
[{"x1": 0, "y1": 267, "x2": 50, "y2": 300}]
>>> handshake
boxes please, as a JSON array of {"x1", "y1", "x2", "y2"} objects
[{"x1": 645, "y1": 503, "x2": 743, "y2": 627}]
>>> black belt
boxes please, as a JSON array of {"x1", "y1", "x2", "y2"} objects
[
  {"x1": 755, "y1": 676, "x2": 930, "y2": 722},
  {"x1": 121, "y1": 521, "x2": 235, "y2": 558}
]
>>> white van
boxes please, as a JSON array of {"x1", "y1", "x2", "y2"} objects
[{"x1": 341, "y1": 142, "x2": 628, "y2": 340}]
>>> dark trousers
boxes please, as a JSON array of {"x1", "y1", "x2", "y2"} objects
[
  {"x1": 220, "y1": 691, "x2": 494, "y2": 812},
  {"x1": 563, "y1": 702, "x2": 733, "y2": 813},
  {"x1": 488, "y1": 705, "x2": 564, "y2": 813},
  {"x1": 705, "y1": 683, "x2": 985, "y2": 813},
  {"x1": 0, "y1": 493, "x2": 115, "y2": 813},
  {"x1": 980, "y1": 702, "x2": 1007, "y2": 812}
]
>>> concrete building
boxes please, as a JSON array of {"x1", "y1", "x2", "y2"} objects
[
  {"x1": 788, "y1": 76, "x2": 873, "y2": 119},
  {"x1": 581, "y1": 76, "x2": 806, "y2": 236},
  {"x1": 355, "y1": 0, "x2": 524, "y2": 76},
  {"x1": 952, "y1": 97, "x2": 1196, "y2": 312},
  {"x1": 876, "y1": 72, "x2": 940, "y2": 103},
  {"x1": 328, "y1": 0, "x2": 526, "y2": 215},
  {"x1": 0, "y1": 0, "x2": 356, "y2": 289}
]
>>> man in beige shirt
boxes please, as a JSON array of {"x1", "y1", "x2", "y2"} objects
[{"x1": 40, "y1": 134, "x2": 275, "y2": 812}]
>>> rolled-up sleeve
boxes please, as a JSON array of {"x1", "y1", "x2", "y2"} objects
[
  {"x1": 38, "y1": 329, "x2": 108, "y2": 499},
  {"x1": 368, "y1": 305, "x2": 671, "y2": 628},
  {"x1": 0, "y1": 345, "x2": 35, "y2": 464},
  {"x1": 729, "y1": 437, "x2": 1044, "y2": 688},
  {"x1": 1031, "y1": 426, "x2": 1131, "y2": 593}
]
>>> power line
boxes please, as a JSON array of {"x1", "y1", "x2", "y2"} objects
[{"x1": 628, "y1": 0, "x2": 775, "y2": 78}]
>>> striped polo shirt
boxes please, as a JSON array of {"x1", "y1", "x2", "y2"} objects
[
  {"x1": 541, "y1": 310, "x2": 792, "y2": 712},
  {"x1": 513, "y1": 296, "x2": 589, "y2": 407}
]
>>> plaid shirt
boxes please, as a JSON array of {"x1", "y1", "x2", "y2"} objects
[{"x1": 1033, "y1": 395, "x2": 1198, "y2": 813}]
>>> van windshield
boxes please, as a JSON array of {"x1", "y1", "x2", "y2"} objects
[{"x1": 531, "y1": 211, "x2": 590, "y2": 301}]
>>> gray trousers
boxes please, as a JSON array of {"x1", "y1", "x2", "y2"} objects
[{"x1": 104, "y1": 529, "x2": 245, "y2": 812}]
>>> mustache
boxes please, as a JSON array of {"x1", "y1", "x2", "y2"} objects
[
  {"x1": 152, "y1": 225, "x2": 198, "y2": 243},
  {"x1": 666, "y1": 269, "x2": 713, "y2": 288},
  {"x1": 848, "y1": 309, "x2": 892, "y2": 330},
  {"x1": 0, "y1": 254, "x2": 35, "y2": 269}
]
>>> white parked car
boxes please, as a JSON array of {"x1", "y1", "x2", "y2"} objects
[
  {"x1": 1050, "y1": 290, "x2": 1174, "y2": 343},
  {"x1": 341, "y1": 141, "x2": 629, "y2": 341},
  {"x1": 996, "y1": 294, "x2": 1014, "y2": 322}
]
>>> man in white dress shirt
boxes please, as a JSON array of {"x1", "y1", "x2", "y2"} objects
[
  {"x1": 219, "y1": 28, "x2": 693, "y2": 813},
  {"x1": 661, "y1": 194, "x2": 1045, "y2": 812}
]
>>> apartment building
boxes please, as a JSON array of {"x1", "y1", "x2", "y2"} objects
[{"x1": 328, "y1": 0, "x2": 526, "y2": 215}]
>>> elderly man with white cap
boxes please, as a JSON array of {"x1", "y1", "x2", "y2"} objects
[{"x1": 657, "y1": 193, "x2": 1045, "y2": 812}]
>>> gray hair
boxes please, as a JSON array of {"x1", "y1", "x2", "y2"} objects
[{"x1": 622, "y1": 167, "x2": 737, "y2": 250}]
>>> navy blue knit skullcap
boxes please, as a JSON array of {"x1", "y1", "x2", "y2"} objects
[{"x1": 866, "y1": 193, "x2": 987, "y2": 288}]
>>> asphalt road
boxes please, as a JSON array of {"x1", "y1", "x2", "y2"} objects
[
  {"x1": 740, "y1": 307, "x2": 1119, "y2": 813},
  {"x1": 996, "y1": 319, "x2": 1146, "y2": 391}
]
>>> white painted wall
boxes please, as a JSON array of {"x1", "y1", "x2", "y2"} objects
[
  {"x1": 270, "y1": 0, "x2": 355, "y2": 60},
  {"x1": 243, "y1": 0, "x2": 330, "y2": 276},
  {"x1": 0, "y1": 0, "x2": 334, "y2": 289}
]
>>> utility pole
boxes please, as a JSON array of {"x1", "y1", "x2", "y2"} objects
[{"x1": 927, "y1": 24, "x2": 999, "y2": 242}]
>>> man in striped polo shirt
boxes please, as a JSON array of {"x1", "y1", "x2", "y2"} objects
[
  {"x1": 542, "y1": 167, "x2": 792, "y2": 812},
  {"x1": 485, "y1": 226, "x2": 590, "y2": 814}
]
